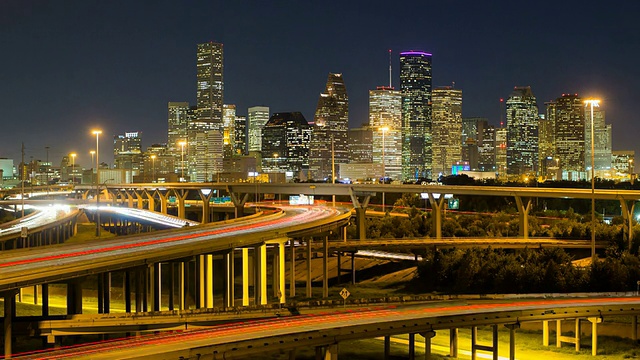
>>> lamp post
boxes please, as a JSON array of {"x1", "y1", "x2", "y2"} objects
[
  {"x1": 380, "y1": 126, "x2": 389, "y2": 211},
  {"x1": 178, "y1": 141, "x2": 186, "y2": 182},
  {"x1": 70, "y1": 153, "x2": 76, "y2": 184},
  {"x1": 150, "y1": 154, "x2": 157, "y2": 183},
  {"x1": 584, "y1": 99, "x2": 600, "y2": 261},
  {"x1": 92, "y1": 129, "x2": 102, "y2": 237}
]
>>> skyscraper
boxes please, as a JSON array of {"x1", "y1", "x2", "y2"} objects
[
  {"x1": 431, "y1": 86, "x2": 462, "y2": 176},
  {"x1": 113, "y1": 131, "x2": 143, "y2": 176},
  {"x1": 547, "y1": 94, "x2": 585, "y2": 175},
  {"x1": 348, "y1": 125, "x2": 373, "y2": 164},
  {"x1": 369, "y1": 86, "x2": 402, "y2": 180},
  {"x1": 248, "y1": 106, "x2": 270, "y2": 153},
  {"x1": 234, "y1": 115, "x2": 247, "y2": 156},
  {"x1": 222, "y1": 104, "x2": 236, "y2": 158},
  {"x1": 495, "y1": 127, "x2": 507, "y2": 178},
  {"x1": 167, "y1": 101, "x2": 190, "y2": 157},
  {"x1": 309, "y1": 73, "x2": 349, "y2": 180},
  {"x1": 400, "y1": 51, "x2": 432, "y2": 181},
  {"x1": 261, "y1": 112, "x2": 311, "y2": 177},
  {"x1": 506, "y1": 86, "x2": 538, "y2": 177},
  {"x1": 585, "y1": 105, "x2": 612, "y2": 172},
  {"x1": 189, "y1": 42, "x2": 225, "y2": 182},
  {"x1": 196, "y1": 42, "x2": 224, "y2": 128}
]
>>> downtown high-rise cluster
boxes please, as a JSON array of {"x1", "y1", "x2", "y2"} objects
[{"x1": 105, "y1": 42, "x2": 633, "y2": 185}]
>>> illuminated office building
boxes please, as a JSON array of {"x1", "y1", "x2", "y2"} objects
[
  {"x1": 235, "y1": 115, "x2": 247, "y2": 155},
  {"x1": 348, "y1": 125, "x2": 373, "y2": 164},
  {"x1": 547, "y1": 94, "x2": 584, "y2": 175},
  {"x1": 400, "y1": 51, "x2": 432, "y2": 180},
  {"x1": 248, "y1": 106, "x2": 270, "y2": 153},
  {"x1": 261, "y1": 112, "x2": 311, "y2": 176},
  {"x1": 369, "y1": 86, "x2": 402, "y2": 180},
  {"x1": 309, "y1": 73, "x2": 349, "y2": 180},
  {"x1": 223, "y1": 104, "x2": 236, "y2": 158},
  {"x1": 585, "y1": 105, "x2": 612, "y2": 172},
  {"x1": 431, "y1": 86, "x2": 462, "y2": 176},
  {"x1": 506, "y1": 86, "x2": 538, "y2": 177}
]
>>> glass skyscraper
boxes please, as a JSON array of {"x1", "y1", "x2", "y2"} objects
[
  {"x1": 369, "y1": 86, "x2": 402, "y2": 180},
  {"x1": 431, "y1": 86, "x2": 462, "y2": 176},
  {"x1": 506, "y1": 86, "x2": 538, "y2": 177},
  {"x1": 400, "y1": 51, "x2": 432, "y2": 181},
  {"x1": 309, "y1": 73, "x2": 349, "y2": 181}
]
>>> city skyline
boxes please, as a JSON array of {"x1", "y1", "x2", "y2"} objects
[{"x1": 1, "y1": 1, "x2": 638, "y2": 167}]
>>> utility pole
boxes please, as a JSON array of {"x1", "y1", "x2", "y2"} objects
[{"x1": 21, "y1": 143, "x2": 25, "y2": 218}]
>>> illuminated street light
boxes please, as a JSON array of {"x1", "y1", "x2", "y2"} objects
[
  {"x1": 379, "y1": 126, "x2": 389, "y2": 211},
  {"x1": 178, "y1": 140, "x2": 187, "y2": 182},
  {"x1": 92, "y1": 129, "x2": 102, "y2": 237},
  {"x1": 70, "y1": 153, "x2": 76, "y2": 185},
  {"x1": 584, "y1": 99, "x2": 600, "y2": 261},
  {"x1": 150, "y1": 154, "x2": 157, "y2": 183}
]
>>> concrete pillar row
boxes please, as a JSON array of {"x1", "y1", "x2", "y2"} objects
[
  {"x1": 289, "y1": 239, "x2": 296, "y2": 298},
  {"x1": 156, "y1": 191, "x2": 169, "y2": 214},
  {"x1": 349, "y1": 189, "x2": 372, "y2": 241},
  {"x1": 229, "y1": 192, "x2": 249, "y2": 218},
  {"x1": 3, "y1": 290, "x2": 18, "y2": 359},
  {"x1": 514, "y1": 196, "x2": 532, "y2": 239},
  {"x1": 242, "y1": 248, "x2": 250, "y2": 307}
]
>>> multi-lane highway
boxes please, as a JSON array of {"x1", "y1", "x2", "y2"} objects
[
  {"x1": 11, "y1": 296, "x2": 640, "y2": 359},
  {"x1": 0, "y1": 205, "x2": 350, "y2": 293}
]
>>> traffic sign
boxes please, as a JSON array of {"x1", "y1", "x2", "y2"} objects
[
  {"x1": 20, "y1": 227, "x2": 28, "y2": 238},
  {"x1": 340, "y1": 288, "x2": 350, "y2": 300}
]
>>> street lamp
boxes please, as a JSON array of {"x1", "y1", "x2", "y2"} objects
[
  {"x1": 584, "y1": 99, "x2": 600, "y2": 261},
  {"x1": 70, "y1": 153, "x2": 76, "y2": 184},
  {"x1": 92, "y1": 129, "x2": 102, "y2": 237},
  {"x1": 178, "y1": 140, "x2": 187, "y2": 182},
  {"x1": 379, "y1": 126, "x2": 389, "y2": 211},
  {"x1": 150, "y1": 154, "x2": 157, "y2": 183}
]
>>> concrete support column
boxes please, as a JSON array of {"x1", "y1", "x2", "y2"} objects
[
  {"x1": 278, "y1": 243, "x2": 285, "y2": 304},
  {"x1": 588, "y1": 316, "x2": 602, "y2": 356},
  {"x1": 144, "y1": 190, "x2": 155, "y2": 211},
  {"x1": 103, "y1": 272, "x2": 111, "y2": 314},
  {"x1": 242, "y1": 248, "x2": 250, "y2": 306},
  {"x1": 408, "y1": 333, "x2": 416, "y2": 360},
  {"x1": 306, "y1": 238, "x2": 312, "y2": 298},
  {"x1": 543, "y1": 320, "x2": 549, "y2": 346},
  {"x1": 66, "y1": 279, "x2": 83, "y2": 315},
  {"x1": 427, "y1": 194, "x2": 446, "y2": 239},
  {"x1": 289, "y1": 239, "x2": 296, "y2": 298},
  {"x1": 384, "y1": 335, "x2": 390, "y2": 359},
  {"x1": 230, "y1": 192, "x2": 249, "y2": 219},
  {"x1": 156, "y1": 191, "x2": 169, "y2": 214},
  {"x1": 471, "y1": 325, "x2": 498, "y2": 360},
  {"x1": 197, "y1": 255, "x2": 205, "y2": 309},
  {"x1": 258, "y1": 244, "x2": 267, "y2": 305},
  {"x1": 556, "y1": 320, "x2": 562, "y2": 348},
  {"x1": 575, "y1": 318, "x2": 582, "y2": 352},
  {"x1": 168, "y1": 263, "x2": 175, "y2": 311},
  {"x1": 349, "y1": 189, "x2": 372, "y2": 241},
  {"x1": 173, "y1": 189, "x2": 189, "y2": 220},
  {"x1": 179, "y1": 261, "x2": 185, "y2": 310},
  {"x1": 633, "y1": 315, "x2": 638, "y2": 341},
  {"x1": 620, "y1": 199, "x2": 636, "y2": 249},
  {"x1": 421, "y1": 330, "x2": 436, "y2": 360},
  {"x1": 135, "y1": 269, "x2": 143, "y2": 312},
  {"x1": 134, "y1": 191, "x2": 145, "y2": 210},
  {"x1": 41, "y1": 284, "x2": 49, "y2": 317},
  {"x1": 449, "y1": 328, "x2": 458, "y2": 358},
  {"x1": 323, "y1": 236, "x2": 329, "y2": 298},
  {"x1": 3, "y1": 291, "x2": 16, "y2": 359},
  {"x1": 149, "y1": 263, "x2": 161, "y2": 312},
  {"x1": 324, "y1": 344, "x2": 338, "y2": 360},
  {"x1": 124, "y1": 271, "x2": 131, "y2": 313},
  {"x1": 206, "y1": 254, "x2": 214, "y2": 308},
  {"x1": 514, "y1": 196, "x2": 532, "y2": 239},
  {"x1": 198, "y1": 190, "x2": 214, "y2": 223},
  {"x1": 225, "y1": 250, "x2": 235, "y2": 308},
  {"x1": 125, "y1": 190, "x2": 135, "y2": 208},
  {"x1": 351, "y1": 252, "x2": 356, "y2": 285},
  {"x1": 504, "y1": 323, "x2": 520, "y2": 360}
]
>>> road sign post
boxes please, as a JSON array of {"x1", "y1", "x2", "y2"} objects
[{"x1": 340, "y1": 288, "x2": 350, "y2": 307}]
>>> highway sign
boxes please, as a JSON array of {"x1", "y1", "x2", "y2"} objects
[
  {"x1": 340, "y1": 288, "x2": 350, "y2": 300},
  {"x1": 20, "y1": 227, "x2": 28, "y2": 238}
]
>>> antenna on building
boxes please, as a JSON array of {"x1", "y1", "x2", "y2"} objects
[{"x1": 388, "y1": 49, "x2": 392, "y2": 88}]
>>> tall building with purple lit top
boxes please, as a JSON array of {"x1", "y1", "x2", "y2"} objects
[{"x1": 400, "y1": 51, "x2": 432, "y2": 181}]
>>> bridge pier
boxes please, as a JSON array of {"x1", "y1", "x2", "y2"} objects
[
  {"x1": 157, "y1": 191, "x2": 169, "y2": 214},
  {"x1": 620, "y1": 199, "x2": 636, "y2": 250},
  {"x1": 514, "y1": 196, "x2": 532, "y2": 239},
  {"x1": 224, "y1": 249, "x2": 235, "y2": 308},
  {"x1": 66, "y1": 279, "x2": 83, "y2": 315},
  {"x1": 408, "y1": 333, "x2": 415, "y2": 359},
  {"x1": 420, "y1": 330, "x2": 436, "y2": 359},
  {"x1": 449, "y1": 328, "x2": 458, "y2": 358},
  {"x1": 306, "y1": 237, "x2": 312, "y2": 298},
  {"x1": 588, "y1": 316, "x2": 603, "y2": 356},
  {"x1": 556, "y1": 318, "x2": 581, "y2": 351},
  {"x1": 255, "y1": 244, "x2": 267, "y2": 305},
  {"x1": 471, "y1": 325, "x2": 498, "y2": 360},
  {"x1": 427, "y1": 193, "x2": 446, "y2": 239},
  {"x1": 289, "y1": 239, "x2": 296, "y2": 298},
  {"x1": 230, "y1": 192, "x2": 249, "y2": 218},
  {"x1": 173, "y1": 189, "x2": 189, "y2": 220},
  {"x1": 3, "y1": 290, "x2": 17, "y2": 359},
  {"x1": 144, "y1": 189, "x2": 156, "y2": 211},
  {"x1": 504, "y1": 323, "x2": 520, "y2": 360},
  {"x1": 323, "y1": 236, "x2": 329, "y2": 298},
  {"x1": 197, "y1": 190, "x2": 212, "y2": 223},
  {"x1": 349, "y1": 190, "x2": 372, "y2": 241},
  {"x1": 242, "y1": 248, "x2": 250, "y2": 306}
]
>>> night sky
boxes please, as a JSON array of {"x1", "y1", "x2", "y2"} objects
[{"x1": 1, "y1": 1, "x2": 639, "y2": 168}]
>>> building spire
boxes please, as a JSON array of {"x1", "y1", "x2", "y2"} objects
[{"x1": 388, "y1": 49, "x2": 392, "y2": 88}]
